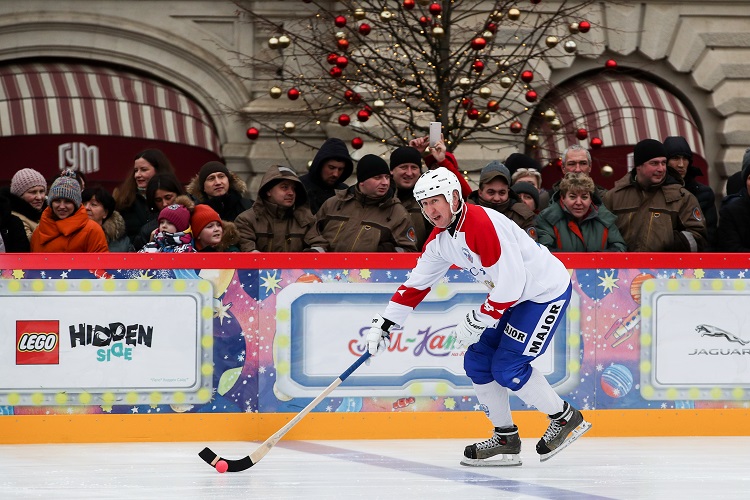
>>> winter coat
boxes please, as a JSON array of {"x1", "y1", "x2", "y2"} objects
[
  {"x1": 717, "y1": 188, "x2": 750, "y2": 252},
  {"x1": 101, "y1": 211, "x2": 133, "y2": 252},
  {"x1": 602, "y1": 167, "x2": 707, "y2": 252},
  {"x1": 0, "y1": 195, "x2": 30, "y2": 252},
  {"x1": 299, "y1": 138, "x2": 354, "y2": 214},
  {"x1": 311, "y1": 185, "x2": 418, "y2": 252},
  {"x1": 0, "y1": 186, "x2": 45, "y2": 241},
  {"x1": 396, "y1": 187, "x2": 431, "y2": 251},
  {"x1": 196, "y1": 221, "x2": 241, "y2": 252},
  {"x1": 466, "y1": 190, "x2": 538, "y2": 241},
  {"x1": 30, "y1": 205, "x2": 108, "y2": 253},
  {"x1": 186, "y1": 171, "x2": 253, "y2": 222},
  {"x1": 118, "y1": 193, "x2": 154, "y2": 245},
  {"x1": 138, "y1": 230, "x2": 196, "y2": 253},
  {"x1": 235, "y1": 165, "x2": 325, "y2": 252},
  {"x1": 536, "y1": 191, "x2": 627, "y2": 252},
  {"x1": 682, "y1": 165, "x2": 718, "y2": 248}
]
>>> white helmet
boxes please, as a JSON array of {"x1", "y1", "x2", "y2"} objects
[{"x1": 413, "y1": 167, "x2": 463, "y2": 222}]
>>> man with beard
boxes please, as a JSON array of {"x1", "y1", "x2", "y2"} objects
[{"x1": 300, "y1": 138, "x2": 354, "y2": 215}]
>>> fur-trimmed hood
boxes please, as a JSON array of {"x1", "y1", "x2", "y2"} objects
[
  {"x1": 185, "y1": 170, "x2": 250, "y2": 203},
  {"x1": 101, "y1": 210, "x2": 127, "y2": 243}
]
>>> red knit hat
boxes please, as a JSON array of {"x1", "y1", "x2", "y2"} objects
[
  {"x1": 191, "y1": 204, "x2": 221, "y2": 236},
  {"x1": 158, "y1": 204, "x2": 191, "y2": 232}
]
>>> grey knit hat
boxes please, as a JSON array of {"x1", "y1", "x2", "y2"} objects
[{"x1": 48, "y1": 170, "x2": 82, "y2": 209}]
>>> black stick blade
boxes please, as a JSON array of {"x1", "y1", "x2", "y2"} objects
[{"x1": 199, "y1": 447, "x2": 255, "y2": 472}]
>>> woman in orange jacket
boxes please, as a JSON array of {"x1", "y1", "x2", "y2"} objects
[{"x1": 30, "y1": 170, "x2": 108, "y2": 253}]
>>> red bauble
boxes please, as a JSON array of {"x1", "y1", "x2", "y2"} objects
[
  {"x1": 472, "y1": 60, "x2": 485, "y2": 73},
  {"x1": 605, "y1": 59, "x2": 618, "y2": 69},
  {"x1": 419, "y1": 16, "x2": 431, "y2": 27},
  {"x1": 363, "y1": 104, "x2": 373, "y2": 115},
  {"x1": 467, "y1": 108, "x2": 480, "y2": 120},
  {"x1": 334, "y1": 15, "x2": 347, "y2": 28},
  {"x1": 579, "y1": 20, "x2": 591, "y2": 33},
  {"x1": 287, "y1": 88, "x2": 300, "y2": 100},
  {"x1": 428, "y1": 3, "x2": 442, "y2": 15},
  {"x1": 329, "y1": 66, "x2": 343, "y2": 78},
  {"x1": 357, "y1": 109, "x2": 370, "y2": 122},
  {"x1": 487, "y1": 100, "x2": 500, "y2": 112},
  {"x1": 576, "y1": 128, "x2": 588, "y2": 140},
  {"x1": 358, "y1": 23, "x2": 371, "y2": 36},
  {"x1": 246, "y1": 127, "x2": 259, "y2": 140},
  {"x1": 485, "y1": 22, "x2": 497, "y2": 34},
  {"x1": 336, "y1": 56, "x2": 349, "y2": 68},
  {"x1": 337, "y1": 39, "x2": 349, "y2": 50},
  {"x1": 344, "y1": 89, "x2": 355, "y2": 101},
  {"x1": 521, "y1": 70, "x2": 534, "y2": 83},
  {"x1": 338, "y1": 114, "x2": 351, "y2": 126},
  {"x1": 327, "y1": 53, "x2": 338, "y2": 65},
  {"x1": 461, "y1": 98, "x2": 473, "y2": 109},
  {"x1": 403, "y1": 0, "x2": 416, "y2": 10},
  {"x1": 470, "y1": 37, "x2": 487, "y2": 50},
  {"x1": 525, "y1": 90, "x2": 538, "y2": 102},
  {"x1": 591, "y1": 137, "x2": 603, "y2": 148},
  {"x1": 352, "y1": 137, "x2": 364, "y2": 149},
  {"x1": 553, "y1": 158, "x2": 563, "y2": 169},
  {"x1": 351, "y1": 92, "x2": 362, "y2": 104},
  {"x1": 510, "y1": 121, "x2": 523, "y2": 133}
]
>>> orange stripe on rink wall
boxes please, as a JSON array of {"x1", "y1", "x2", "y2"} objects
[{"x1": 1, "y1": 409, "x2": 748, "y2": 444}]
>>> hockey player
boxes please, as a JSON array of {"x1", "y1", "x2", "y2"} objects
[{"x1": 366, "y1": 167, "x2": 591, "y2": 466}]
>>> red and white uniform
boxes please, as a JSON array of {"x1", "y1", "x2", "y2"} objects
[{"x1": 383, "y1": 204, "x2": 570, "y2": 328}]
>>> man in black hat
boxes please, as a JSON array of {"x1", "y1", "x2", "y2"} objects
[
  {"x1": 310, "y1": 154, "x2": 418, "y2": 252},
  {"x1": 389, "y1": 146, "x2": 431, "y2": 250},
  {"x1": 602, "y1": 139, "x2": 707, "y2": 252}
]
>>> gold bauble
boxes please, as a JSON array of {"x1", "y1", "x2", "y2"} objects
[
  {"x1": 601, "y1": 165, "x2": 614, "y2": 177},
  {"x1": 269, "y1": 86, "x2": 282, "y2": 99},
  {"x1": 432, "y1": 25, "x2": 445, "y2": 38},
  {"x1": 482, "y1": 30, "x2": 494, "y2": 40},
  {"x1": 526, "y1": 132, "x2": 539, "y2": 146},
  {"x1": 545, "y1": 36, "x2": 559, "y2": 48},
  {"x1": 478, "y1": 112, "x2": 491, "y2": 124},
  {"x1": 278, "y1": 35, "x2": 291, "y2": 48},
  {"x1": 268, "y1": 37, "x2": 279, "y2": 49},
  {"x1": 283, "y1": 121, "x2": 296, "y2": 133},
  {"x1": 373, "y1": 99, "x2": 385, "y2": 111},
  {"x1": 508, "y1": 8, "x2": 521, "y2": 21},
  {"x1": 335, "y1": 31, "x2": 347, "y2": 40},
  {"x1": 353, "y1": 8, "x2": 366, "y2": 20},
  {"x1": 563, "y1": 40, "x2": 577, "y2": 53},
  {"x1": 380, "y1": 9, "x2": 393, "y2": 21},
  {"x1": 459, "y1": 77, "x2": 472, "y2": 89},
  {"x1": 499, "y1": 76, "x2": 513, "y2": 88},
  {"x1": 496, "y1": 59, "x2": 510, "y2": 71},
  {"x1": 569, "y1": 22, "x2": 580, "y2": 34},
  {"x1": 479, "y1": 86, "x2": 492, "y2": 98},
  {"x1": 549, "y1": 118, "x2": 562, "y2": 131},
  {"x1": 490, "y1": 10, "x2": 503, "y2": 21},
  {"x1": 544, "y1": 108, "x2": 557, "y2": 121}
]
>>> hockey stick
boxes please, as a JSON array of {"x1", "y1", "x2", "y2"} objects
[{"x1": 199, "y1": 350, "x2": 372, "y2": 472}]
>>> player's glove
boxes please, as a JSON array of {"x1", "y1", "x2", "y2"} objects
[
  {"x1": 366, "y1": 314, "x2": 396, "y2": 356},
  {"x1": 453, "y1": 310, "x2": 487, "y2": 348}
]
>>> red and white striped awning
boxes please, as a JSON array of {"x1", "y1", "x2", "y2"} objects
[
  {"x1": 532, "y1": 72, "x2": 704, "y2": 162},
  {"x1": 0, "y1": 61, "x2": 221, "y2": 154}
]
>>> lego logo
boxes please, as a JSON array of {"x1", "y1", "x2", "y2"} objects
[{"x1": 17, "y1": 333, "x2": 58, "y2": 352}]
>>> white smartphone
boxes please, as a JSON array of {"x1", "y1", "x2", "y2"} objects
[{"x1": 429, "y1": 121, "x2": 442, "y2": 147}]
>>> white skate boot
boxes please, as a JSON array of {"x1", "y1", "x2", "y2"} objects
[
  {"x1": 461, "y1": 425, "x2": 522, "y2": 466},
  {"x1": 536, "y1": 401, "x2": 591, "y2": 462}
]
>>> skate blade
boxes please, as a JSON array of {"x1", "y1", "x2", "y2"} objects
[
  {"x1": 539, "y1": 420, "x2": 592, "y2": 462},
  {"x1": 460, "y1": 454, "x2": 522, "y2": 467}
]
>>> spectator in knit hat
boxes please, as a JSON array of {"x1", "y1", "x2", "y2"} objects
[
  {"x1": 132, "y1": 173, "x2": 189, "y2": 251},
  {"x1": 30, "y1": 170, "x2": 108, "y2": 253},
  {"x1": 467, "y1": 161, "x2": 537, "y2": 241},
  {"x1": 603, "y1": 139, "x2": 707, "y2": 252},
  {"x1": 235, "y1": 164, "x2": 324, "y2": 252},
  {"x1": 389, "y1": 146, "x2": 431, "y2": 250},
  {"x1": 300, "y1": 137, "x2": 354, "y2": 214},
  {"x1": 82, "y1": 186, "x2": 133, "y2": 252},
  {"x1": 191, "y1": 203, "x2": 239, "y2": 252},
  {"x1": 310, "y1": 154, "x2": 418, "y2": 252},
  {"x1": 187, "y1": 161, "x2": 253, "y2": 222},
  {"x1": 717, "y1": 147, "x2": 750, "y2": 251},
  {"x1": 537, "y1": 173, "x2": 626, "y2": 252},
  {"x1": 512, "y1": 181, "x2": 540, "y2": 214},
  {"x1": 114, "y1": 148, "x2": 176, "y2": 245},
  {"x1": 138, "y1": 195, "x2": 195, "y2": 253},
  {"x1": 0, "y1": 167, "x2": 48, "y2": 241}
]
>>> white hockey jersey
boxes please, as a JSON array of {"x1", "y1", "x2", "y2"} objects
[{"x1": 383, "y1": 203, "x2": 571, "y2": 328}]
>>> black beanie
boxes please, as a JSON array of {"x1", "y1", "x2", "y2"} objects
[
  {"x1": 390, "y1": 147, "x2": 423, "y2": 170},
  {"x1": 663, "y1": 136, "x2": 692, "y2": 161},
  {"x1": 357, "y1": 154, "x2": 390, "y2": 182},
  {"x1": 198, "y1": 161, "x2": 230, "y2": 187},
  {"x1": 633, "y1": 139, "x2": 667, "y2": 167},
  {"x1": 512, "y1": 181, "x2": 540, "y2": 210},
  {"x1": 504, "y1": 153, "x2": 541, "y2": 175}
]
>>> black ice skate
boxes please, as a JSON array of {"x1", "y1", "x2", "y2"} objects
[
  {"x1": 460, "y1": 425, "x2": 522, "y2": 466},
  {"x1": 536, "y1": 402, "x2": 591, "y2": 462}
]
